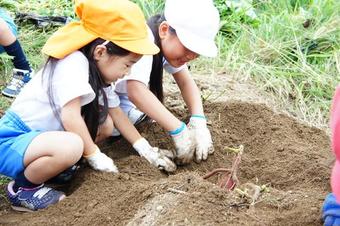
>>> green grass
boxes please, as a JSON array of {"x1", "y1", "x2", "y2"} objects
[
  {"x1": 194, "y1": 0, "x2": 340, "y2": 127},
  {"x1": 0, "y1": 175, "x2": 9, "y2": 184},
  {"x1": 0, "y1": 176, "x2": 9, "y2": 200},
  {"x1": 0, "y1": 0, "x2": 339, "y2": 128}
]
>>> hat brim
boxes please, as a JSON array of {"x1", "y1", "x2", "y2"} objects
[
  {"x1": 114, "y1": 38, "x2": 159, "y2": 55},
  {"x1": 175, "y1": 28, "x2": 218, "y2": 58},
  {"x1": 42, "y1": 22, "x2": 159, "y2": 59},
  {"x1": 42, "y1": 22, "x2": 98, "y2": 59}
]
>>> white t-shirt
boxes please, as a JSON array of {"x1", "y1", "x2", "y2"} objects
[
  {"x1": 115, "y1": 27, "x2": 187, "y2": 113},
  {"x1": 10, "y1": 51, "x2": 120, "y2": 131}
]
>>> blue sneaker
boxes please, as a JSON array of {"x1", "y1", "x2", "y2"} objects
[
  {"x1": 47, "y1": 165, "x2": 79, "y2": 185},
  {"x1": 6, "y1": 181, "x2": 65, "y2": 212},
  {"x1": 2, "y1": 68, "x2": 33, "y2": 98}
]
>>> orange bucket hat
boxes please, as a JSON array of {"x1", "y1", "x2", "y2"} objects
[{"x1": 42, "y1": 0, "x2": 159, "y2": 59}]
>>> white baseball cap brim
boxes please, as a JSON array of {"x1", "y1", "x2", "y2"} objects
[{"x1": 175, "y1": 27, "x2": 218, "y2": 57}]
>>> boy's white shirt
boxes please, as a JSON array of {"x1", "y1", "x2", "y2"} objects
[
  {"x1": 114, "y1": 27, "x2": 187, "y2": 113},
  {"x1": 10, "y1": 51, "x2": 120, "y2": 131}
]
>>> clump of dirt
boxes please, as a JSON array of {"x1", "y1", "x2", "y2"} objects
[{"x1": 0, "y1": 100, "x2": 332, "y2": 226}]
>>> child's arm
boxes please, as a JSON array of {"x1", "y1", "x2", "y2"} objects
[
  {"x1": 172, "y1": 68, "x2": 214, "y2": 163},
  {"x1": 61, "y1": 97, "x2": 96, "y2": 154},
  {"x1": 108, "y1": 107, "x2": 141, "y2": 144},
  {"x1": 127, "y1": 80, "x2": 195, "y2": 164},
  {"x1": 172, "y1": 67, "x2": 204, "y2": 116},
  {"x1": 127, "y1": 81, "x2": 181, "y2": 131},
  {"x1": 61, "y1": 97, "x2": 118, "y2": 173},
  {"x1": 108, "y1": 107, "x2": 176, "y2": 172}
]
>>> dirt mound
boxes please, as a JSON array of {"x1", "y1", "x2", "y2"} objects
[{"x1": 0, "y1": 101, "x2": 332, "y2": 226}]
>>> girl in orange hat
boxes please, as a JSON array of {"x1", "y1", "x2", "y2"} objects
[
  {"x1": 0, "y1": 0, "x2": 175, "y2": 212},
  {"x1": 114, "y1": 0, "x2": 220, "y2": 165}
]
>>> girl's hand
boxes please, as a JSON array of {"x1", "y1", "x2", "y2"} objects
[
  {"x1": 133, "y1": 138, "x2": 177, "y2": 172},
  {"x1": 187, "y1": 115, "x2": 214, "y2": 163},
  {"x1": 84, "y1": 146, "x2": 119, "y2": 173},
  {"x1": 170, "y1": 123, "x2": 195, "y2": 165}
]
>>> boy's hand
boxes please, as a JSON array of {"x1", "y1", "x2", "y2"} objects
[
  {"x1": 187, "y1": 115, "x2": 214, "y2": 163},
  {"x1": 84, "y1": 147, "x2": 119, "y2": 173},
  {"x1": 170, "y1": 123, "x2": 195, "y2": 165},
  {"x1": 323, "y1": 193, "x2": 340, "y2": 226},
  {"x1": 133, "y1": 138, "x2": 177, "y2": 172}
]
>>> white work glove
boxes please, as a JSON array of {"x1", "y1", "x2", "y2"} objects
[
  {"x1": 133, "y1": 138, "x2": 177, "y2": 172},
  {"x1": 84, "y1": 146, "x2": 119, "y2": 173},
  {"x1": 187, "y1": 115, "x2": 214, "y2": 162},
  {"x1": 170, "y1": 122, "x2": 195, "y2": 165}
]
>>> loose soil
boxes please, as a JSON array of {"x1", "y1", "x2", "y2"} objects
[{"x1": 0, "y1": 74, "x2": 333, "y2": 225}]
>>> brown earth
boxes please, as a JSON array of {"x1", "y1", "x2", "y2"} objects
[{"x1": 0, "y1": 74, "x2": 334, "y2": 225}]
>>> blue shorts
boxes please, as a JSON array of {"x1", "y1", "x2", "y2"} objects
[
  {"x1": 0, "y1": 8, "x2": 17, "y2": 54},
  {"x1": 0, "y1": 111, "x2": 41, "y2": 179}
]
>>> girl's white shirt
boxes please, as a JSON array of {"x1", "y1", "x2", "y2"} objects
[
  {"x1": 114, "y1": 27, "x2": 187, "y2": 113},
  {"x1": 10, "y1": 51, "x2": 120, "y2": 131}
]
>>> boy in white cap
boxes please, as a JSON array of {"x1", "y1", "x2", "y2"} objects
[{"x1": 115, "y1": 0, "x2": 220, "y2": 164}]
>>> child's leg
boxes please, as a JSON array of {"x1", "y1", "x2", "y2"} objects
[
  {"x1": 7, "y1": 131, "x2": 83, "y2": 212},
  {"x1": 0, "y1": 18, "x2": 16, "y2": 46},
  {"x1": 0, "y1": 16, "x2": 33, "y2": 97},
  {"x1": 96, "y1": 115, "x2": 114, "y2": 143},
  {"x1": 0, "y1": 18, "x2": 30, "y2": 71},
  {"x1": 22, "y1": 131, "x2": 83, "y2": 184}
]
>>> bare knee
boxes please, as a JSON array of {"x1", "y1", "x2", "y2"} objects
[
  {"x1": 0, "y1": 19, "x2": 9, "y2": 32},
  {"x1": 0, "y1": 19, "x2": 16, "y2": 45}
]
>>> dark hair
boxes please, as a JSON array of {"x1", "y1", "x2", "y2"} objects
[
  {"x1": 147, "y1": 14, "x2": 176, "y2": 103},
  {"x1": 43, "y1": 38, "x2": 130, "y2": 140}
]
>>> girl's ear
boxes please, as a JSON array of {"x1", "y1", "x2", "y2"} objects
[
  {"x1": 93, "y1": 45, "x2": 107, "y2": 60},
  {"x1": 159, "y1": 21, "x2": 170, "y2": 39}
]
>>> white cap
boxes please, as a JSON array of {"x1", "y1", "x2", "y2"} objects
[{"x1": 164, "y1": 0, "x2": 220, "y2": 57}]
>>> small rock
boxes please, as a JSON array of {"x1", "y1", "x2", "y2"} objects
[
  {"x1": 311, "y1": 207, "x2": 318, "y2": 212},
  {"x1": 277, "y1": 147, "x2": 284, "y2": 152},
  {"x1": 156, "y1": 205, "x2": 163, "y2": 212}
]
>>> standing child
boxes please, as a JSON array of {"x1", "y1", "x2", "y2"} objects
[
  {"x1": 0, "y1": 0, "x2": 175, "y2": 212},
  {"x1": 322, "y1": 86, "x2": 340, "y2": 226},
  {"x1": 0, "y1": 8, "x2": 34, "y2": 97},
  {"x1": 114, "y1": 0, "x2": 220, "y2": 164}
]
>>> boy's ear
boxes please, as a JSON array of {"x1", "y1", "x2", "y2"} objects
[
  {"x1": 159, "y1": 21, "x2": 170, "y2": 39},
  {"x1": 93, "y1": 45, "x2": 107, "y2": 60}
]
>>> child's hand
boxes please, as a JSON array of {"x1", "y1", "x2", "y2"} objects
[
  {"x1": 133, "y1": 138, "x2": 177, "y2": 172},
  {"x1": 84, "y1": 147, "x2": 119, "y2": 173},
  {"x1": 323, "y1": 193, "x2": 340, "y2": 226},
  {"x1": 170, "y1": 124, "x2": 195, "y2": 165},
  {"x1": 187, "y1": 115, "x2": 214, "y2": 163}
]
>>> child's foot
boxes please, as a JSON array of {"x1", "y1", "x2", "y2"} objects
[
  {"x1": 6, "y1": 181, "x2": 65, "y2": 212},
  {"x1": 2, "y1": 68, "x2": 34, "y2": 98}
]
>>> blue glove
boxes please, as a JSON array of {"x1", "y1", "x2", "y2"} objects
[{"x1": 323, "y1": 193, "x2": 340, "y2": 226}]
